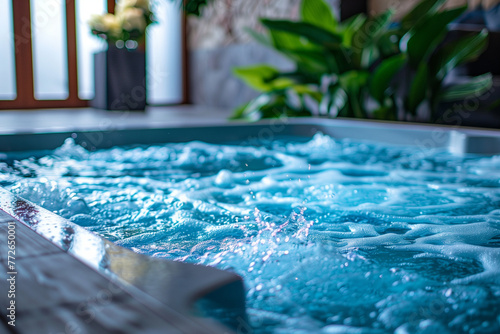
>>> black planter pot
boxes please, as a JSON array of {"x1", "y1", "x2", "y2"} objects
[{"x1": 91, "y1": 45, "x2": 146, "y2": 111}]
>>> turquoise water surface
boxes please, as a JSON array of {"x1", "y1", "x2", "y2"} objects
[{"x1": 1, "y1": 134, "x2": 500, "y2": 333}]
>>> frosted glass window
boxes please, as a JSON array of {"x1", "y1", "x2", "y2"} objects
[
  {"x1": 76, "y1": 0, "x2": 107, "y2": 100},
  {"x1": 31, "y1": 0, "x2": 69, "y2": 100},
  {"x1": 147, "y1": 0, "x2": 183, "y2": 104},
  {"x1": 0, "y1": 0, "x2": 16, "y2": 100}
]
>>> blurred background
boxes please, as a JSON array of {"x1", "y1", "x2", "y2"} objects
[{"x1": 1, "y1": 0, "x2": 499, "y2": 126}]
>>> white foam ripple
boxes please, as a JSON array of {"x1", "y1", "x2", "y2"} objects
[{"x1": 1, "y1": 135, "x2": 500, "y2": 333}]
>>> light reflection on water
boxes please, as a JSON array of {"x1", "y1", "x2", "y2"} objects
[{"x1": 1, "y1": 134, "x2": 500, "y2": 333}]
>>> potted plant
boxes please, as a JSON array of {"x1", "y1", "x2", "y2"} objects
[
  {"x1": 231, "y1": 0, "x2": 494, "y2": 127},
  {"x1": 88, "y1": 0, "x2": 155, "y2": 111}
]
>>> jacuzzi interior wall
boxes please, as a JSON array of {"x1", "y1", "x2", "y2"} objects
[
  {"x1": 0, "y1": 120, "x2": 448, "y2": 152},
  {"x1": 1, "y1": 120, "x2": 500, "y2": 154}
]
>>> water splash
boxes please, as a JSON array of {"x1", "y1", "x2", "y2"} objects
[{"x1": 1, "y1": 135, "x2": 500, "y2": 333}]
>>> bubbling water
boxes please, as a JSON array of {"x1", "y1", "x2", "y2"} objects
[{"x1": 1, "y1": 134, "x2": 500, "y2": 333}]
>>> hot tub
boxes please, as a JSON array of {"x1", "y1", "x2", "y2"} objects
[{"x1": 1, "y1": 117, "x2": 500, "y2": 333}]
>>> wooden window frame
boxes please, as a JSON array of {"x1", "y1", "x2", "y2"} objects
[
  {"x1": 3, "y1": 0, "x2": 87, "y2": 109},
  {"x1": 1, "y1": 0, "x2": 188, "y2": 110}
]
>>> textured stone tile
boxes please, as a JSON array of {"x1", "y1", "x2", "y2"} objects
[
  {"x1": 189, "y1": 43, "x2": 293, "y2": 109},
  {"x1": 187, "y1": 0, "x2": 340, "y2": 49}
]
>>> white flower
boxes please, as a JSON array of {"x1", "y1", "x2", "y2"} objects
[
  {"x1": 103, "y1": 14, "x2": 122, "y2": 37},
  {"x1": 135, "y1": 0, "x2": 150, "y2": 10},
  {"x1": 89, "y1": 14, "x2": 105, "y2": 31},
  {"x1": 119, "y1": 7, "x2": 147, "y2": 32},
  {"x1": 116, "y1": 0, "x2": 150, "y2": 14},
  {"x1": 89, "y1": 13, "x2": 121, "y2": 38},
  {"x1": 88, "y1": 0, "x2": 153, "y2": 41}
]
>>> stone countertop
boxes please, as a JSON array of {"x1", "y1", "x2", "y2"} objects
[{"x1": 0, "y1": 105, "x2": 234, "y2": 135}]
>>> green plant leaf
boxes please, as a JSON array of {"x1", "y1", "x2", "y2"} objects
[
  {"x1": 292, "y1": 84, "x2": 321, "y2": 100},
  {"x1": 339, "y1": 13, "x2": 366, "y2": 47},
  {"x1": 267, "y1": 28, "x2": 327, "y2": 74},
  {"x1": 268, "y1": 28, "x2": 313, "y2": 51},
  {"x1": 261, "y1": 19, "x2": 343, "y2": 49},
  {"x1": 351, "y1": 9, "x2": 393, "y2": 48},
  {"x1": 373, "y1": 97, "x2": 397, "y2": 120},
  {"x1": 339, "y1": 70, "x2": 369, "y2": 92},
  {"x1": 319, "y1": 86, "x2": 348, "y2": 117},
  {"x1": 339, "y1": 70, "x2": 370, "y2": 118},
  {"x1": 184, "y1": 0, "x2": 211, "y2": 16},
  {"x1": 377, "y1": 29, "x2": 403, "y2": 57},
  {"x1": 260, "y1": 97, "x2": 290, "y2": 118},
  {"x1": 400, "y1": 0, "x2": 446, "y2": 31},
  {"x1": 351, "y1": 10, "x2": 394, "y2": 68},
  {"x1": 487, "y1": 98, "x2": 500, "y2": 111},
  {"x1": 430, "y1": 29, "x2": 489, "y2": 81},
  {"x1": 405, "y1": 6, "x2": 467, "y2": 67},
  {"x1": 233, "y1": 65, "x2": 294, "y2": 92},
  {"x1": 282, "y1": 49, "x2": 331, "y2": 74},
  {"x1": 243, "y1": 27, "x2": 272, "y2": 47},
  {"x1": 370, "y1": 54, "x2": 407, "y2": 102},
  {"x1": 408, "y1": 62, "x2": 429, "y2": 114},
  {"x1": 300, "y1": 0, "x2": 337, "y2": 32},
  {"x1": 230, "y1": 93, "x2": 295, "y2": 120},
  {"x1": 230, "y1": 94, "x2": 273, "y2": 120},
  {"x1": 230, "y1": 101, "x2": 252, "y2": 120},
  {"x1": 439, "y1": 73, "x2": 493, "y2": 102}
]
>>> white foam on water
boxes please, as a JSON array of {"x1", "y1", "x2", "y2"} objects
[{"x1": 1, "y1": 135, "x2": 500, "y2": 333}]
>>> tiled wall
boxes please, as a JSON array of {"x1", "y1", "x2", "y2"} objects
[
  {"x1": 188, "y1": 43, "x2": 294, "y2": 109},
  {"x1": 368, "y1": 0, "x2": 486, "y2": 19},
  {"x1": 187, "y1": 0, "x2": 340, "y2": 50}
]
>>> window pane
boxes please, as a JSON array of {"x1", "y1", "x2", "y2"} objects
[
  {"x1": 0, "y1": 0, "x2": 16, "y2": 100},
  {"x1": 76, "y1": 0, "x2": 107, "y2": 100},
  {"x1": 31, "y1": 0, "x2": 69, "y2": 100},
  {"x1": 147, "y1": 0, "x2": 183, "y2": 104}
]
